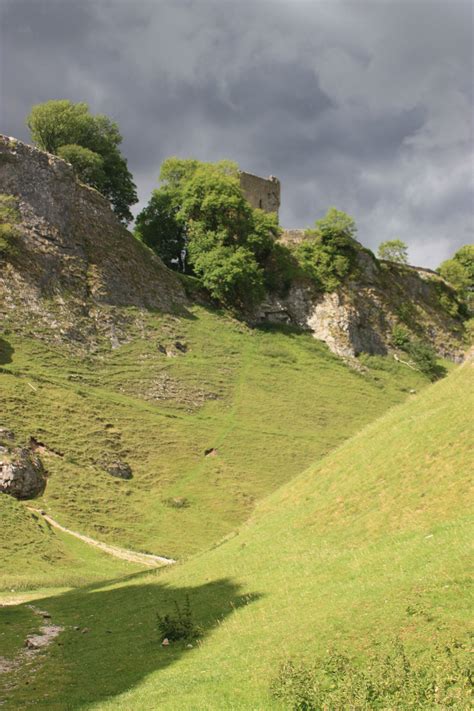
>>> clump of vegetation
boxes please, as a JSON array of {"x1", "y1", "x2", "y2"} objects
[
  {"x1": 136, "y1": 157, "x2": 280, "y2": 308},
  {"x1": 392, "y1": 325, "x2": 445, "y2": 380},
  {"x1": 392, "y1": 324, "x2": 412, "y2": 349},
  {"x1": 395, "y1": 301, "x2": 417, "y2": 328},
  {"x1": 156, "y1": 595, "x2": 202, "y2": 642},
  {"x1": 137, "y1": 158, "x2": 362, "y2": 305},
  {"x1": 271, "y1": 637, "x2": 473, "y2": 710},
  {"x1": 294, "y1": 208, "x2": 358, "y2": 291},
  {"x1": 378, "y1": 238, "x2": 409, "y2": 264},
  {"x1": 26, "y1": 100, "x2": 137, "y2": 222},
  {"x1": 0, "y1": 194, "x2": 21, "y2": 256},
  {"x1": 438, "y1": 244, "x2": 473, "y2": 310},
  {"x1": 464, "y1": 317, "x2": 474, "y2": 344}
]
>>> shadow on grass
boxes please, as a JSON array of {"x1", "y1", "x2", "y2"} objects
[
  {"x1": 0, "y1": 336, "x2": 13, "y2": 365},
  {"x1": 1, "y1": 573, "x2": 262, "y2": 710}
]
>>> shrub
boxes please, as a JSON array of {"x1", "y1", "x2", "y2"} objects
[
  {"x1": 464, "y1": 317, "x2": 474, "y2": 345},
  {"x1": 263, "y1": 242, "x2": 301, "y2": 295},
  {"x1": 407, "y1": 339, "x2": 445, "y2": 381},
  {"x1": 391, "y1": 324, "x2": 411, "y2": 349},
  {"x1": 395, "y1": 301, "x2": 417, "y2": 327},
  {"x1": 271, "y1": 637, "x2": 473, "y2": 710},
  {"x1": 156, "y1": 595, "x2": 202, "y2": 642},
  {"x1": 295, "y1": 208, "x2": 358, "y2": 292},
  {"x1": 0, "y1": 194, "x2": 21, "y2": 256},
  {"x1": 438, "y1": 291, "x2": 460, "y2": 317},
  {"x1": 378, "y1": 239, "x2": 409, "y2": 264},
  {"x1": 391, "y1": 325, "x2": 445, "y2": 381}
]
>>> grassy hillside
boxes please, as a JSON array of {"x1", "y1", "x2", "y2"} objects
[
  {"x1": 1, "y1": 356, "x2": 471, "y2": 709},
  {"x1": 1, "y1": 304, "x2": 429, "y2": 574}
]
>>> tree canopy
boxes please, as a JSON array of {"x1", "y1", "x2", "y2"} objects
[
  {"x1": 136, "y1": 157, "x2": 279, "y2": 308},
  {"x1": 26, "y1": 100, "x2": 137, "y2": 223},
  {"x1": 438, "y1": 244, "x2": 474, "y2": 301},
  {"x1": 295, "y1": 208, "x2": 358, "y2": 291},
  {"x1": 377, "y1": 239, "x2": 408, "y2": 264}
]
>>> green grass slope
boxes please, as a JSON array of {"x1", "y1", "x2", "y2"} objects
[
  {"x1": 1, "y1": 305, "x2": 429, "y2": 568},
  {"x1": 1, "y1": 357, "x2": 471, "y2": 709},
  {"x1": 0, "y1": 494, "x2": 145, "y2": 591}
]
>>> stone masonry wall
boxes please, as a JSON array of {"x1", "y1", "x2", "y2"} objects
[{"x1": 239, "y1": 172, "x2": 280, "y2": 218}]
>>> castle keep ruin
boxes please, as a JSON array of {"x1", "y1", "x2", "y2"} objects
[{"x1": 239, "y1": 172, "x2": 280, "y2": 218}]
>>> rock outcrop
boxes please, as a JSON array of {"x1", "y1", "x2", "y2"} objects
[
  {"x1": 101, "y1": 459, "x2": 133, "y2": 480},
  {"x1": 0, "y1": 447, "x2": 46, "y2": 499},
  {"x1": 253, "y1": 250, "x2": 465, "y2": 360},
  {"x1": 0, "y1": 135, "x2": 187, "y2": 349}
]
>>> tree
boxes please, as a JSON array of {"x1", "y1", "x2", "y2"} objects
[
  {"x1": 26, "y1": 100, "x2": 137, "y2": 223},
  {"x1": 438, "y1": 245, "x2": 473, "y2": 288},
  {"x1": 134, "y1": 188, "x2": 185, "y2": 269},
  {"x1": 136, "y1": 157, "x2": 280, "y2": 308},
  {"x1": 295, "y1": 208, "x2": 358, "y2": 291},
  {"x1": 377, "y1": 239, "x2": 408, "y2": 264},
  {"x1": 57, "y1": 145, "x2": 106, "y2": 192},
  {"x1": 453, "y1": 245, "x2": 474, "y2": 282},
  {"x1": 437, "y1": 258, "x2": 470, "y2": 293},
  {"x1": 438, "y1": 244, "x2": 473, "y2": 305}
]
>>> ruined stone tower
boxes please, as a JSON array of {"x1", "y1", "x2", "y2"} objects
[{"x1": 239, "y1": 172, "x2": 280, "y2": 219}]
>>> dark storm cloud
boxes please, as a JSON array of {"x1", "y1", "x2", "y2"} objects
[{"x1": 1, "y1": 0, "x2": 472, "y2": 266}]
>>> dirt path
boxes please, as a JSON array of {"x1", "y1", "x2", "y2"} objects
[
  {"x1": 0, "y1": 605, "x2": 63, "y2": 677},
  {"x1": 28, "y1": 509, "x2": 176, "y2": 567}
]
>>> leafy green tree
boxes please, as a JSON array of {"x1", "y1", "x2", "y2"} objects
[
  {"x1": 438, "y1": 245, "x2": 474, "y2": 299},
  {"x1": 295, "y1": 208, "x2": 357, "y2": 291},
  {"x1": 437, "y1": 259, "x2": 470, "y2": 293},
  {"x1": 26, "y1": 100, "x2": 137, "y2": 223},
  {"x1": 57, "y1": 144, "x2": 106, "y2": 192},
  {"x1": 377, "y1": 239, "x2": 408, "y2": 264},
  {"x1": 134, "y1": 188, "x2": 185, "y2": 269},
  {"x1": 453, "y1": 245, "x2": 474, "y2": 281},
  {"x1": 136, "y1": 157, "x2": 279, "y2": 307}
]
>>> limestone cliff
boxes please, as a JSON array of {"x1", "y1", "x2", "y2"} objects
[
  {"x1": 0, "y1": 135, "x2": 186, "y2": 349},
  {"x1": 253, "y1": 248, "x2": 466, "y2": 361}
]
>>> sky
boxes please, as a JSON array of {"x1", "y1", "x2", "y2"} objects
[{"x1": 0, "y1": 0, "x2": 472, "y2": 268}]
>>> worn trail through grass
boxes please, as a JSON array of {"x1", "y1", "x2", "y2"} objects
[{"x1": 27, "y1": 509, "x2": 176, "y2": 567}]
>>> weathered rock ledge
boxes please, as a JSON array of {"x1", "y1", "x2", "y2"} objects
[
  {"x1": 252, "y1": 250, "x2": 465, "y2": 361},
  {"x1": 0, "y1": 135, "x2": 187, "y2": 348}
]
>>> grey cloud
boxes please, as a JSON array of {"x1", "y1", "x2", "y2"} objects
[{"x1": 1, "y1": 0, "x2": 472, "y2": 267}]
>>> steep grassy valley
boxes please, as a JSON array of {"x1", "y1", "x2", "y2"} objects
[
  {"x1": 1, "y1": 304, "x2": 430, "y2": 588},
  {"x1": 1, "y1": 353, "x2": 471, "y2": 709},
  {"x1": 0, "y1": 136, "x2": 471, "y2": 710}
]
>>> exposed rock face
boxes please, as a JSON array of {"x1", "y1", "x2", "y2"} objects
[
  {"x1": 0, "y1": 448, "x2": 47, "y2": 499},
  {"x1": 0, "y1": 135, "x2": 187, "y2": 349},
  {"x1": 253, "y1": 250, "x2": 465, "y2": 360}
]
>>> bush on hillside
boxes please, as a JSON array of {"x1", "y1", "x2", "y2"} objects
[
  {"x1": 438, "y1": 245, "x2": 474, "y2": 312},
  {"x1": 295, "y1": 208, "x2": 358, "y2": 292},
  {"x1": 392, "y1": 324, "x2": 411, "y2": 349},
  {"x1": 391, "y1": 326, "x2": 445, "y2": 381},
  {"x1": 156, "y1": 595, "x2": 202, "y2": 642},
  {"x1": 271, "y1": 637, "x2": 473, "y2": 710},
  {"x1": 0, "y1": 194, "x2": 21, "y2": 256}
]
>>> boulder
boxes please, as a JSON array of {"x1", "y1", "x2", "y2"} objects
[
  {"x1": 0, "y1": 447, "x2": 46, "y2": 499},
  {"x1": 102, "y1": 460, "x2": 133, "y2": 480}
]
